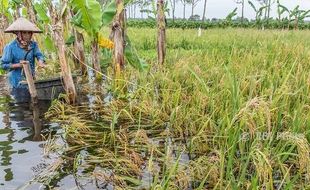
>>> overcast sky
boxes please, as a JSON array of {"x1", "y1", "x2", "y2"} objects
[{"x1": 136, "y1": 0, "x2": 310, "y2": 19}]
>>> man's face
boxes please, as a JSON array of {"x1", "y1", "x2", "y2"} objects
[{"x1": 20, "y1": 31, "x2": 33, "y2": 42}]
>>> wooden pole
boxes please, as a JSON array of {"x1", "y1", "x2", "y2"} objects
[{"x1": 21, "y1": 61, "x2": 38, "y2": 104}]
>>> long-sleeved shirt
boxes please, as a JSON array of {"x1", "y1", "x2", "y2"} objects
[{"x1": 1, "y1": 39, "x2": 45, "y2": 88}]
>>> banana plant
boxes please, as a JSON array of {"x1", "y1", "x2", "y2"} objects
[
  {"x1": 49, "y1": 0, "x2": 77, "y2": 103},
  {"x1": 140, "y1": 0, "x2": 169, "y2": 19},
  {"x1": 71, "y1": 0, "x2": 147, "y2": 71},
  {"x1": 9, "y1": 0, "x2": 22, "y2": 18},
  {"x1": 276, "y1": 0, "x2": 289, "y2": 28},
  {"x1": 0, "y1": 0, "x2": 10, "y2": 33},
  {"x1": 23, "y1": 0, "x2": 36, "y2": 23},
  {"x1": 224, "y1": 7, "x2": 237, "y2": 26},
  {"x1": 0, "y1": 0, "x2": 14, "y2": 74},
  {"x1": 288, "y1": 6, "x2": 310, "y2": 29},
  {"x1": 70, "y1": 0, "x2": 103, "y2": 78},
  {"x1": 248, "y1": 1, "x2": 268, "y2": 28},
  {"x1": 276, "y1": 0, "x2": 288, "y2": 21},
  {"x1": 33, "y1": 1, "x2": 56, "y2": 53},
  {"x1": 0, "y1": 0, "x2": 22, "y2": 22},
  {"x1": 0, "y1": 0, "x2": 10, "y2": 22}
]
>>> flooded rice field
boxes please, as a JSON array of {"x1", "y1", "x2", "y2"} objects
[{"x1": 0, "y1": 76, "x2": 66, "y2": 189}]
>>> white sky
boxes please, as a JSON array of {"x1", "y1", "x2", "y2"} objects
[{"x1": 136, "y1": 0, "x2": 310, "y2": 19}]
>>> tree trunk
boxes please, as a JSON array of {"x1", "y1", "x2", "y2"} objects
[
  {"x1": 134, "y1": 4, "x2": 136, "y2": 18},
  {"x1": 113, "y1": 0, "x2": 125, "y2": 81},
  {"x1": 91, "y1": 37, "x2": 101, "y2": 79},
  {"x1": 172, "y1": 0, "x2": 176, "y2": 22},
  {"x1": 0, "y1": 14, "x2": 8, "y2": 55},
  {"x1": 202, "y1": 0, "x2": 208, "y2": 22},
  {"x1": 264, "y1": 3, "x2": 268, "y2": 20},
  {"x1": 267, "y1": 0, "x2": 271, "y2": 24},
  {"x1": 69, "y1": 9, "x2": 86, "y2": 76},
  {"x1": 54, "y1": 28, "x2": 77, "y2": 103},
  {"x1": 14, "y1": 5, "x2": 21, "y2": 19},
  {"x1": 24, "y1": 0, "x2": 36, "y2": 23},
  {"x1": 294, "y1": 17, "x2": 298, "y2": 30},
  {"x1": 157, "y1": 0, "x2": 166, "y2": 65},
  {"x1": 183, "y1": 3, "x2": 186, "y2": 19},
  {"x1": 74, "y1": 30, "x2": 87, "y2": 76},
  {"x1": 241, "y1": 0, "x2": 244, "y2": 24},
  {"x1": 278, "y1": 8, "x2": 281, "y2": 21},
  {"x1": 50, "y1": 6, "x2": 77, "y2": 103},
  {"x1": 191, "y1": 2, "x2": 194, "y2": 17},
  {"x1": 0, "y1": 14, "x2": 8, "y2": 29}
]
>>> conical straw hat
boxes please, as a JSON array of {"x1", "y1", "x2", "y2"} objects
[{"x1": 4, "y1": 17, "x2": 42, "y2": 33}]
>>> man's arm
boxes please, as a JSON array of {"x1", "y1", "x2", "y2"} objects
[
  {"x1": 33, "y1": 42, "x2": 46, "y2": 68},
  {"x1": 1, "y1": 46, "x2": 21, "y2": 70}
]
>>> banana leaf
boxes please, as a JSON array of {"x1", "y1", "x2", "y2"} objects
[{"x1": 125, "y1": 34, "x2": 148, "y2": 71}]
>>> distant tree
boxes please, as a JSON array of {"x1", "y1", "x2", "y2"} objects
[
  {"x1": 189, "y1": 14, "x2": 200, "y2": 21},
  {"x1": 235, "y1": 0, "x2": 245, "y2": 24},
  {"x1": 248, "y1": 1, "x2": 268, "y2": 28},
  {"x1": 128, "y1": 1, "x2": 141, "y2": 19},
  {"x1": 256, "y1": 0, "x2": 274, "y2": 22},
  {"x1": 202, "y1": 0, "x2": 208, "y2": 22},
  {"x1": 180, "y1": 0, "x2": 190, "y2": 19},
  {"x1": 140, "y1": 0, "x2": 169, "y2": 19},
  {"x1": 169, "y1": 0, "x2": 178, "y2": 22},
  {"x1": 289, "y1": 5, "x2": 310, "y2": 29},
  {"x1": 189, "y1": 0, "x2": 201, "y2": 17},
  {"x1": 224, "y1": 7, "x2": 238, "y2": 26}
]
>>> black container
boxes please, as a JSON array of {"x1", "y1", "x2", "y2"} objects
[{"x1": 20, "y1": 75, "x2": 77, "y2": 100}]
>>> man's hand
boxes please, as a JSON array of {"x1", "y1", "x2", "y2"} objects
[
  {"x1": 10, "y1": 63, "x2": 23, "y2": 69},
  {"x1": 38, "y1": 60, "x2": 46, "y2": 69},
  {"x1": 20, "y1": 60, "x2": 29, "y2": 65}
]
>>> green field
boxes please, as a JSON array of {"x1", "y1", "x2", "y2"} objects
[{"x1": 41, "y1": 28, "x2": 310, "y2": 189}]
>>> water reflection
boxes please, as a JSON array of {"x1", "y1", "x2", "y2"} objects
[{"x1": 0, "y1": 94, "x2": 56, "y2": 188}]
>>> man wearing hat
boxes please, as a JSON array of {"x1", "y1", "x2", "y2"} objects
[{"x1": 1, "y1": 17, "x2": 46, "y2": 101}]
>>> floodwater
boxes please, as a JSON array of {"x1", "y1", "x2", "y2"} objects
[
  {"x1": 0, "y1": 75, "x2": 97, "y2": 189},
  {"x1": 0, "y1": 76, "x2": 60, "y2": 189},
  {"x1": 0, "y1": 74, "x2": 192, "y2": 189}
]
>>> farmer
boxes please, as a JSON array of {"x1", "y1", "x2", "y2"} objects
[{"x1": 1, "y1": 17, "x2": 46, "y2": 101}]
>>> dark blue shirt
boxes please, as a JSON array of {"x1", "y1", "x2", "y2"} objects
[{"x1": 1, "y1": 39, "x2": 45, "y2": 88}]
